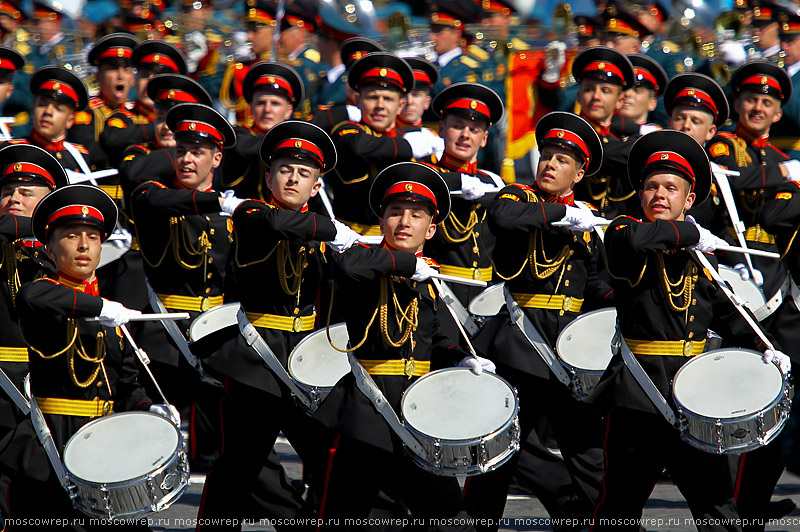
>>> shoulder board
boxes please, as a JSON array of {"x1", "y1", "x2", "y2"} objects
[
  {"x1": 717, "y1": 131, "x2": 738, "y2": 140},
  {"x1": 140, "y1": 180, "x2": 168, "y2": 190},
  {"x1": 776, "y1": 191, "x2": 794, "y2": 200},
  {"x1": 467, "y1": 45, "x2": 489, "y2": 61},
  {"x1": 661, "y1": 40, "x2": 682, "y2": 52},
  {"x1": 12, "y1": 111, "x2": 28, "y2": 127},
  {"x1": 206, "y1": 31, "x2": 224, "y2": 43},
  {"x1": 8, "y1": 139, "x2": 28, "y2": 145},
  {"x1": 576, "y1": 200, "x2": 598, "y2": 211},
  {"x1": 74, "y1": 144, "x2": 88, "y2": 154},
  {"x1": 303, "y1": 48, "x2": 320, "y2": 63},
  {"x1": 461, "y1": 56, "x2": 479, "y2": 69},
  {"x1": 88, "y1": 97, "x2": 104, "y2": 109},
  {"x1": 38, "y1": 277, "x2": 58, "y2": 285},
  {"x1": 123, "y1": 101, "x2": 135, "y2": 111},
  {"x1": 107, "y1": 117, "x2": 128, "y2": 129},
  {"x1": 709, "y1": 142, "x2": 730, "y2": 157},
  {"x1": 74, "y1": 111, "x2": 92, "y2": 125},
  {"x1": 422, "y1": 257, "x2": 440, "y2": 268},
  {"x1": 240, "y1": 198, "x2": 272, "y2": 211},
  {"x1": 511, "y1": 37, "x2": 529, "y2": 51}
]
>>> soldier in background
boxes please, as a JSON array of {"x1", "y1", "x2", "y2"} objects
[
  {"x1": 770, "y1": 7, "x2": 800, "y2": 159},
  {"x1": 397, "y1": 57, "x2": 438, "y2": 129},
  {"x1": 620, "y1": 54, "x2": 667, "y2": 129},
  {"x1": 275, "y1": 0, "x2": 324, "y2": 119},
  {"x1": 428, "y1": 0, "x2": 482, "y2": 98}
]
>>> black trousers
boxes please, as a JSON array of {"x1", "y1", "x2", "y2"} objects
[
  {"x1": 317, "y1": 436, "x2": 476, "y2": 532},
  {"x1": 462, "y1": 366, "x2": 605, "y2": 532},
  {"x1": 196, "y1": 379, "x2": 332, "y2": 532},
  {"x1": 590, "y1": 406, "x2": 741, "y2": 532}
]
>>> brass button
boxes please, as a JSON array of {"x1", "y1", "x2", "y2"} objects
[
  {"x1": 472, "y1": 261, "x2": 478, "y2": 267},
  {"x1": 205, "y1": 216, "x2": 211, "y2": 221},
  {"x1": 567, "y1": 264, "x2": 572, "y2": 271},
  {"x1": 564, "y1": 280, "x2": 570, "y2": 287},
  {"x1": 207, "y1": 273, "x2": 212, "y2": 279},
  {"x1": 689, "y1": 315, "x2": 695, "y2": 322},
  {"x1": 208, "y1": 257, "x2": 214, "y2": 264},
  {"x1": 96, "y1": 381, "x2": 103, "y2": 388},
  {"x1": 691, "y1": 299, "x2": 697, "y2": 306},
  {"x1": 558, "y1": 309, "x2": 565, "y2": 316},
  {"x1": 209, "y1": 228, "x2": 215, "y2": 235},
  {"x1": 205, "y1": 287, "x2": 211, "y2": 294},
  {"x1": 688, "y1": 332, "x2": 694, "y2": 339}
]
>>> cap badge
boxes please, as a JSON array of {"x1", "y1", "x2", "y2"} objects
[
  {"x1": 405, "y1": 183, "x2": 413, "y2": 193},
  {"x1": 189, "y1": 122, "x2": 196, "y2": 130},
  {"x1": 154, "y1": 54, "x2": 161, "y2": 63},
  {"x1": 168, "y1": 89, "x2": 175, "y2": 98},
  {"x1": 81, "y1": 206, "x2": 89, "y2": 215},
  {"x1": 761, "y1": 76, "x2": 768, "y2": 84},
  {"x1": 598, "y1": 62, "x2": 605, "y2": 70},
  {"x1": 268, "y1": 76, "x2": 275, "y2": 83},
  {"x1": 557, "y1": 130, "x2": 565, "y2": 138},
  {"x1": 13, "y1": 164, "x2": 20, "y2": 172},
  {"x1": 688, "y1": 89, "x2": 695, "y2": 96},
  {"x1": 294, "y1": 140, "x2": 303, "y2": 148},
  {"x1": 470, "y1": 100, "x2": 478, "y2": 110},
  {"x1": 379, "y1": 68, "x2": 387, "y2": 77},
  {"x1": 117, "y1": 48, "x2": 125, "y2": 57},
  {"x1": 660, "y1": 153, "x2": 669, "y2": 160},
  {"x1": 52, "y1": 82, "x2": 60, "y2": 90}
]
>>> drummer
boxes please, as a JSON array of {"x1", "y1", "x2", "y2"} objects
[
  {"x1": 464, "y1": 112, "x2": 611, "y2": 530},
  {"x1": 591, "y1": 130, "x2": 790, "y2": 531},
  {"x1": 197, "y1": 120, "x2": 360, "y2": 529},
  {"x1": 0, "y1": 184, "x2": 175, "y2": 528},
  {"x1": 313, "y1": 161, "x2": 493, "y2": 529}
]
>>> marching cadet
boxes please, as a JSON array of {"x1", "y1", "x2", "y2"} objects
[
  {"x1": 620, "y1": 54, "x2": 667, "y2": 129},
  {"x1": 130, "y1": 103, "x2": 235, "y2": 471},
  {"x1": 220, "y1": 60, "x2": 304, "y2": 201},
  {"x1": 705, "y1": 60, "x2": 800, "y2": 531},
  {"x1": 591, "y1": 129, "x2": 789, "y2": 532},
  {"x1": 770, "y1": 8, "x2": 800, "y2": 159},
  {"x1": 601, "y1": 1, "x2": 651, "y2": 55},
  {"x1": 275, "y1": 0, "x2": 324, "y2": 119},
  {"x1": 0, "y1": 144, "x2": 67, "y2": 519},
  {"x1": 198, "y1": 121, "x2": 360, "y2": 531},
  {"x1": 0, "y1": 183, "x2": 176, "y2": 529},
  {"x1": 99, "y1": 40, "x2": 187, "y2": 169},
  {"x1": 633, "y1": 1, "x2": 691, "y2": 80},
  {"x1": 428, "y1": 0, "x2": 483, "y2": 98},
  {"x1": 465, "y1": 113, "x2": 610, "y2": 532},
  {"x1": 314, "y1": 161, "x2": 491, "y2": 529},
  {"x1": 397, "y1": 57, "x2": 439, "y2": 129},
  {"x1": 309, "y1": 36, "x2": 383, "y2": 134},
  {"x1": 220, "y1": 0, "x2": 276, "y2": 124},
  {"x1": 0, "y1": 45, "x2": 27, "y2": 138},
  {"x1": 575, "y1": 15, "x2": 605, "y2": 47},
  {"x1": 424, "y1": 83, "x2": 504, "y2": 307},
  {"x1": 68, "y1": 32, "x2": 139, "y2": 170},
  {"x1": 329, "y1": 52, "x2": 443, "y2": 238},
  {"x1": 750, "y1": 0, "x2": 784, "y2": 63}
]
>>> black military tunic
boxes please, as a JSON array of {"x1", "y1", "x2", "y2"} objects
[
  {"x1": 4, "y1": 134, "x2": 91, "y2": 172},
  {"x1": 67, "y1": 95, "x2": 121, "y2": 170},
  {"x1": 218, "y1": 124, "x2": 268, "y2": 201},
  {"x1": 98, "y1": 101, "x2": 155, "y2": 169}
]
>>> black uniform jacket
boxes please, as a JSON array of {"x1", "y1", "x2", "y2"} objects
[
  {"x1": 761, "y1": 180, "x2": 800, "y2": 285},
  {"x1": 314, "y1": 244, "x2": 467, "y2": 452},
  {"x1": 218, "y1": 125, "x2": 268, "y2": 201}
]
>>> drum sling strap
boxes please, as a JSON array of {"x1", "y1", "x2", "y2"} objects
[
  {"x1": 753, "y1": 273, "x2": 790, "y2": 322},
  {"x1": 146, "y1": 281, "x2": 201, "y2": 370},
  {"x1": 24, "y1": 378, "x2": 69, "y2": 490},
  {"x1": 0, "y1": 366, "x2": 29, "y2": 415},
  {"x1": 347, "y1": 353, "x2": 428, "y2": 459},
  {"x1": 503, "y1": 285, "x2": 571, "y2": 386},
  {"x1": 436, "y1": 280, "x2": 479, "y2": 336},
  {"x1": 234, "y1": 307, "x2": 313, "y2": 411}
]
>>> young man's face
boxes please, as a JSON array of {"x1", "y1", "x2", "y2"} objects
[
  {"x1": 668, "y1": 106, "x2": 717, "y2": 145},
  {"x1": 135, "y1": 67, "x2": 157, "y2": 109},
  {"x1": 536, "y1": 145, "x2": 585, "y2": 197},
  {"x1": 356, "y1": 86, "x2": 405, "y2": 132},
  {"x1": 277, "y1": 26, "x2": 306, "y2": 56},
  {"x1": 266, "y1": 157, "x2": 321, "y2": 211},
  {"x1": 46, "y1": 223, "x2": 102, "y2": 281},
  {"x1": 639, "y1": 171, "x2": 695, "y2": 222},
  {"x1": 97, "y1": 63, "x2": 135, "y2": 107},
  {"x1": 400, "y1": 89, "x2": 431, "y2": 125},
  {"x1": 607, "y1": 34, "x2": 641, "y2": 54},
  {"x1": 754, "y1": 22, "x2": 780, "y2": 49},
  {"x1": 620, "y1": 86, "x2": 656, "y2": 124},
  {"x1": 175, "y1": 140, "x2": 222, "y2": 190},
  {"x1": 0, "y1": 182, "x2": 50, "y2": 216},
  {"x1": 735, "y1": 91, "x2": 782, "y2": 138},
  {"x1": 439, "y1": 114, "x2": 488, "y2": 163},
  {"x1": 250, "y1": 91, "x2": 293, "y2": 133},
  {"x1": 380, "y1": 199, "x2": 436, "y2": 254},
  {"x1": 579, "y1": 79, "x2": 623, "y2": 125},
  {"x1": 32, "y1": 94, "x2": 74, "y2": 140},
  {"x1": 0, "y1": 76, "x2": 14, "y2": 106},
  {"x1": 781, "y1": 34, "x2": 800, "y2": 65},
  {"x1": 429, "y1": 26, "x2": 461, "y2": 55},
  {"x1": 154, "y1": 107, "x2": 175, "y2": 147},
  {"x1": 247, "y1": 23, "x2": 274, "y2": 56}
]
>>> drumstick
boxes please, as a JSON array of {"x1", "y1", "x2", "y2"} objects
[
  {"x1": 119, "y1": 325, "x2": 171, "y2": 405},
  {"x1": 714, "y1": 245, "x2": 780, "y2": 259},
  {"x1": 431, "y1": 278, "x2": 480, "y2": 361},
  {"x1": 84, "y1": 313, "x2": 191, "y2": 322},
  {"x1": 551, "y1": 219, "x2": 612, "y2": 227},
  {"x1": 430, "y1": 273, "x2": 488, "y2": 288}
]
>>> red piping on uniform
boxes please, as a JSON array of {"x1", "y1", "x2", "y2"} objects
[
  {"x1": 462, "y1": 475, "x2": 471, "y2": 496},
  {"x1": 668, "y1": 220, "x2": 680, "y2": 245},
  {"x1": 590, "y1": 407, "x2": 614, "y2": 530},
  {"x1": 312, "y1": 215, "x2": 317, "y2": 240},
  {"x1": 191, "y1": 189, "x2": 199, "y2": 215},
  {"x1": 539, "y1": 201, "x2": 547, "y2": 225},
  {"x1": 316, "y1": 433, "x2": 342, "y2": 531},
  {"x1": 734, "y1": 453, "x2": 746, "y2": 499}
]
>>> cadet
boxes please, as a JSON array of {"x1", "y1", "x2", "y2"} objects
[
  {"x1": 275, "y1": 0, "x2": 324, "y2": 118},
  {"x1": 397, "y1": 57, "x2": 439, "y2": 129},
  {"x1": 428, "y1": 0, "x2": 482, "y2": 97},
  {"x1": 620, "y1": 54, "x2": 667, "y2": 128},
  {"x1": 770, "y1": 8, "x2": 800, "y2": 158},
  {"x1": 0, "y1": 45, "x2": 26, "y2": 138}
]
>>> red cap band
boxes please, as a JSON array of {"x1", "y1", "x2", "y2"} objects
[
  {"x1": 644, "y1": 151, "x2": 696, "y2": 190},
  {"x1": 413, "y1": 70, "x2": 432, "y2": 84},
  {"x1": 543, "y1": 129, "x2": 591, "y2": 165},
  {"x1": 139, "y1": 53, "x2": 179, "y2": 72},
  {"x1": 674, "y1": 87, "x2": 718, "y2": 117},
  {"x1": 634, "y1": 67, "x2": 659, "y2": 90},
  {"x1": 444, "y1": 97, "x2": 490, "y2": 118},
  {"x1": 98, "y1": 47, "x2": 134, "y2": 61},
  {"x1": 606, "y1": 18, "x2": 639, "y2": 36},
  {"x1": 3, "y1": 162, "x2": 55, "y2": 189},
  {"x1": 39, "y1": 80, "x2": 79, "y2": 105},
  {"x1": 384, "y1": 181, "x2": 437, "y2": 208},
  {"x1": 0, "y1": 2, "x2": 22, "y2": 21},
  {"x1": 741, "y1": 74, "x2": 782, "y2": 97},
  {"x1": 347, "y1": 50, "x2": 370, "y2": 64},
  {"x1": 582, "y1": 60, "x2": 625, "y2": 82},
  {"x1": 482, "y1": 0, "x2": 512, "y2": 15},
  {"x1": 430, "y1": 12, "x2": 461, "y2": 27},
  {"x1": 275, "y1": 138, "x2": 324, "y2": 167},
  {"x1": 46, "y1": 204, "x2": 105, "y2": 236},
  {"x1": 176, "y1": 120, "x2": 223, "y2": 146},
  {"x1": 156, "y1": 88, "x2": 200, "y2": 103},
  {"x1": 247, "y1": 7, "x2": 275, "y2": 24},
  {"x1": 0, "y1": 57, "x2": 16, "y2": 71},
  {"x1": 253, "y1": 74, "x2": 294, "y2": 98},
  {"x1": 359, "y1": 67, "x2": 405, "y2": 90}
]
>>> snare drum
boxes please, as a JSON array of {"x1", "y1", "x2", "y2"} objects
[
  {"x1": 555, "y1": 309, "x2": 617, "y2": 400},
  {"x1": 188, "y1": 303, "x2": 242, "y2": 358},
  {"x1": 718, "y1": 265, "x2": 767, "y2": 315},
  {"x1": 63, "y1": 412, "x2": 189, "y2": 520},
  {"x1": 287, "y1": 323, "x2": 350, "y2": 412},
  {"x1": 400, "y1": 367, "x2": 520, "y2": 476},
  {"x1": 467, "y1": 282, "x2": 506, "y2": 324},
  {"x1": 672, "y1": 349, "x2": 792, "y2": 454}
]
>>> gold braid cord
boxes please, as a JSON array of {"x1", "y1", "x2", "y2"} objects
[
  {"x1": 439, "y1": 207, "x2": 481, "y2": 243},
  {"x1": 733, "y1": 137, "x2": 753, "y2": 168},
  {"x1": 739, "y1": 190, "x2": 765, "y2": 215},
  {"x1": 2, "y1": 242, "x2": 20, "y2": 308},
  {"x1": 277, "y1": 242, "x2": 307, "y2": 296},
  {"x1": 139, "y1": 217, "x2": 211, "y2": 270},
  {"x1": 656, "y1": 254, "x2": 697, "y2": 312},
  {"x1": 26, "y1": 321, "x2": 106, "y2": 388}
]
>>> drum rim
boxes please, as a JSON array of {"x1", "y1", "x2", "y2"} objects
[
  {"x1": 467, "y1": 282, "x2": 506, "y2": 316},
  {"x1": 717, "y1": 265, "x2": 767, "y2": 306},
  {"x1": 287, "y1": 322, "x2": 348, "y2": 380},
  {"x1": 63, "y1": 411, "x2": 183, "y2": 485},
  {"x1": 672, "y1": 348, "x2": 787, "y2": 422},
  {"x1": 188, "y1": 302, "x2": 242, "y2": 342},
  {"x1": 555, "y1": 307, "x2": 617, "y2": 367},
  {"x1": 400, "y1": 367, "x2": 519, "y2": 442}
]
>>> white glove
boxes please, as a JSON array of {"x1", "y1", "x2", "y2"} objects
[
  {"x1": 403, "y1": 131, "x2": 439, "y2": 159},
  {"x1": 230, "y1": 31, "x2": 255, "y2": 62},
  {"x1": 459, "y1": 355, "x2": 496, "y2": 375},
  {"x1": 541, "y1": 41, "x2": 567, "y2": 83},
  {"x1": 461, "y1": 174, "x2": 498, "y2": 201},
  {"x1": 718, "y1": 40, "x2": 748, "y2": 66},
  {"x1": 220, "y1": 190, "x2": 245, "y2": 214},
  {"x1": 686, "y1": 215, "x2": 728, "y2": 252},
  {"x1": 411, "y1": 257, "x2": 437, "y2": 282},
  {"x1": 781, "y1": 159, "x2": 800, "y2": 181},
  {"x1": 426, "y1": 129, "x2": 445, "y2": 159},
  {"x1": 183, "y1": 31, "x2": 209, "y2": 74},
  {"x1": 99, "y1": 299, "x2": 141, "y2": 327},
  {"x1": 150, "y1": 403, "x2": 181, "y2": 426},
  {"x1": 763, "y1": 349, "x2": 792, "y2": 375},
  {"x1": 346, "y1": 104, "x2": 362, "y2": 123},
  {"x1": 733, "y1": 262, "x2": 764, "y2": 287},
  {"x1": 328, "y1": 219, "x2": 361, "y2": 253},
  {"x1": 559, "y1": 205, "x2": 605, "y2": 232},
  {"x1": 107, "y1": 228, "x2": 132, "y2": 250},
  {"x1": 639, "y1": 123, "x2": 662, "y2": 135}
]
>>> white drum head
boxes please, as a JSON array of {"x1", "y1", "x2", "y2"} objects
[
  {"x1": 401, "y1": 368, "x2": 516, "y2": 440},
  {"x1": 718, "y1": 266, "x2": 767, "y2": 314},
  {"x1": 63, "y1": 412, "x2": 180, "y2": 484},
  {"x1": 673, "y1": 349, "x2": 784, "y2": 419},
  {"x1": 556, "y1": 309, "x2": 617, "y2": 371},
  {"x1": 468, "y1": 283, "x2": 506, "y2": 318},
  {"x1": 189, "y1": 303, "x2": 241, "y2": 342},
  {"x1": 288, "y1": 324, "x2": 350, "y2": 387},
  {"x1": 99, "y1": 241, "x2": 129, "y2": 269}
]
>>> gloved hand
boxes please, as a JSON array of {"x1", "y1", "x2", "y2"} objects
[
  {"x1": 107, "y1": 228, "x2": 132, "y2": 250},
  {"x1": 346, "y1": 104, "x2": 362, "y2": 123},
  {"x1": 99, "y1": 299, "x2": 142, "y2": 327},
  {"x1": 559, "y1": 205, "x2": 606, "y2": 232},
  {"x1": 686, "y1": 215, "x2": 728, "y2": 252},
  {"x1": 639, "y1": 123, "x2": 662, "y2": 135},
  {"x1": 220, "y1": 189, "x2": 245, "y2": 214},
  {"x1": 733, "y1": 262, "x2": 764, "y2": 287},
  {"x1": 230, "y1": 31, "x2": 255, "y2": 62},
  {"x1": 763, "y1": 349, "x2": 792, "y2": 375},
  {"x1": 718, "y1": 40, "x2": 747, "y2": 66},
  {"x1": 328, "y1": 219, "x2": 361, "y2": 253},
  {"x1": 541, "y1": 41, "x2": 567, "y2": 83},
  {"x1": 403, "y1": 131, "x2": 440, "y2": 159},
  {"x1": 781, "y1": 159, "x2": 800, "y2": 181},
  {"x1": 183, "y1": 31, "x2": 208, "y2": 74},
  {"x1": 461, "y1": 174, "x2": 498, "y2": 200},
  {"x1": 150, "y1": 403, "x2": 181, "y2": 426},
  {"x1": 459, "y1": 355, "x2": 496, "y2": 375},
  {"x1": 410, "y1": 257, "x2": 438, "y2": 282}
]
